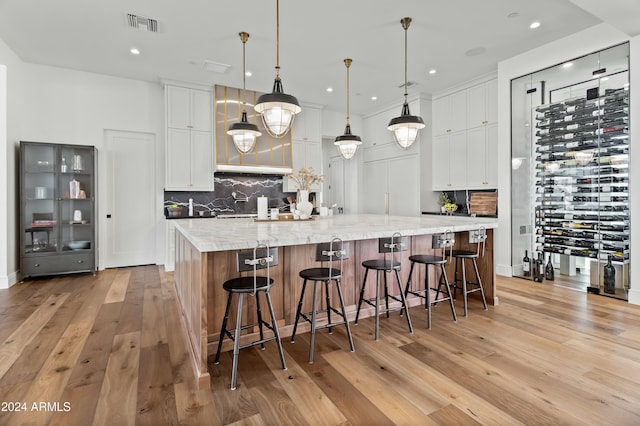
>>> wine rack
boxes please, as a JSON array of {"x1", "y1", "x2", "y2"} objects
[{"x1": 534, "y1": 87, "x2": 629, "y2": 266}]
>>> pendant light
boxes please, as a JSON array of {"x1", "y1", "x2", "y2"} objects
[
  {"x1": 334, "y1": 58, "x2": 362, "y2": 160},
  {"x1": 254, "y1": 0, "x2": 301, "y2": 138},
  {"x1": 227, "y1": 32, "x2": 262, "y2": 154},
  {"x1": 388, "y1": 17, "x2": 425, "y2": 149}
]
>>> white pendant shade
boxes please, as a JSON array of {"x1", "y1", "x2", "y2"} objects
[
  {"x1": 255, "y1": 99, "x2": 301, "y2": 137},
  {"x1": 335, "y1": 140, "x2": 360, "y2": 159},
  {"x1": 228, "y1": 123, "x2": 261, "y2": 154},
  {"x1": 388, "y1": 119, "x2": 424, "y2": 149}
]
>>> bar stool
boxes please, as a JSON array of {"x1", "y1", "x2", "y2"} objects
[
  {"x1": 355, "y1": 233, "x2": 413, "y2": 341},
  {"x1": 404, "y1": 230, "x2": 457, "y2": 329},
  {"x1": 448, "y1": 227, "x2": 488, "y2": 317},
  {"x1": 214, "y1": 244, "x2": 287, "y2": 390},
  {"x1": 291, "y1": 238, "x2": 355, "y2": 363}
]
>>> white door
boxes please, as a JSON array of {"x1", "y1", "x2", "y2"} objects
[{"x1": 102, "y1": 130, "x2": 156, "y2": 268}]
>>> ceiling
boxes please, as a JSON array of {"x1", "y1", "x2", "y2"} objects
[{"x1": 0, "y1": 0, "x2": 637, "y2": 117}]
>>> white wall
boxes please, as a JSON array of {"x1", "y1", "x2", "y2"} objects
[
  {"x1": 496, "y1": 23, "x2": 637, "y2": 296},
  {"x1": 0, "y1": 37, "x2": 25, "y2": 288},
  {"x1": 0, "y1": 40, "x2": 166, "y2": 286}
]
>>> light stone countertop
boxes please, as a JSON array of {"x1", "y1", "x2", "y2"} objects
[{"x1": 173, "y1": 214, "x2": 498, "y2": 252}]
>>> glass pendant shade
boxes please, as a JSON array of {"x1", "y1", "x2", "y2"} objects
[
  {"x1": 254, "y1": 0, "x2": 301, "y2": 138},
  {"x1": 228, "y1": 31, "x2": 262, "y2": 153},
  {"x1": 334, "y1": 58, "x2": 362, "y2": 160},
  {"x1": 335, "y1": 124, "x2": 362, "y2": 160},
  {"x1": 255, "y1": 78, "x2": 301, "y2": 137},
  {"x1": 388, "y1": 102, "x2": 425, "y2": 149},
  {"x1": 389, "y1": 17, "x2": 424, "y2": 149},
  {"x1": 228, "y1": 111, "x2": 261, "y2": 153}
]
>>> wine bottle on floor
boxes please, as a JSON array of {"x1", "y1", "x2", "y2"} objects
[
  {"x1": 545, "y1": 254, "x2": 554, "y2": 281},
  {"x1": 603, "y1": 255, "x2": 616, "y2": 294},
  {"x1": 523, "y1": 250, "x2": 531, "y2": 277},
  {"x1": 533, "y1": 253, "x2": 544, "y2": 282}
]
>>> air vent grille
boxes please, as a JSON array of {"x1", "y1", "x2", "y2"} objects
[
  {"x1": 398, "y1": 81, "x2": 418, "y2": 89},
  {"x1": 126, "y1": 13, "x2": 158, "y2": 32}
]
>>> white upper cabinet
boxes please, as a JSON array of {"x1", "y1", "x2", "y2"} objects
[
  {"x1": 165, "y1": 84, "x2": 214, "y2": 191},
  {"x1": 432, "y1": 132, "x2": 467, "y2": 191},
  {"x1": 466, "y1": 124, "x2": 497, "y2": 189},
  {"x1": 432, "y1": 90, "x2": 467, "y2": 136},
  {"x1": 292, "y1": 106, "x2": 322, "y2": 142},
  {"x1": 284, "y1": 105, "x2": 323, "y2": 192},
  {"x1": 466, "y1": 79, "x2": 497, "y2": 129}
]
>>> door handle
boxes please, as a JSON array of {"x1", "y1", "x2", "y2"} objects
[{"x1": 106, "y1": 214, "x2": 111, "y2": 218}]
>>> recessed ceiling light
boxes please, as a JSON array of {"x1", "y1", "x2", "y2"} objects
[
  {"x1": 326, "y1": 87, "x2": 333, "y2": 93},
  {"x1": 371, "y1": 96, "x2": 377, "y2": 101},
  {"x1": 529, "y1": 21, "x2": 541, "y2": 29},
  {"x1": 562, "y1": 62, "x2": 573, "y2": 68},
  {"x1": 428, "y1": 69, "x2": 437, "y2": 75},
  {"x1": 245, "y1": 71, "x2": 252, "y2": 77},
  {"x1": 130, "y1": 48, "x2": 140, "y2": 55}
]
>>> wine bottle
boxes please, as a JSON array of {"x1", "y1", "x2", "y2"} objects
[
  {"x1": 544, "y1": 255, "x2": 554, "y2": 281},
  {"x1": 523, "y1": 250, "x2": 531, "y2": 277},
  {"x1": 533, "y1": 253, "x2": 544, "y2": 282},
  {"x1": 603, "y1": 255, "x2": 616, "y2": 294}
]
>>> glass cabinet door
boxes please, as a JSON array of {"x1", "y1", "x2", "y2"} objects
[{"x1": 22, "y1": 143, "x2": 59, "y2": 254}]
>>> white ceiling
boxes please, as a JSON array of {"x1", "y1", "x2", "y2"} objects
[{"x1": 0, "y1": 0, "x2": 636, "y2": 116}]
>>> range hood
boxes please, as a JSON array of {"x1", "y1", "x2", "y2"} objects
[{"x1": 215, "y1": 85, "x2": 293, "y2": 175}]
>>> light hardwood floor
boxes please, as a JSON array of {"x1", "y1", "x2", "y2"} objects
[{"x1": 1, "y1": 266, "x2": 640, "y2": 425}]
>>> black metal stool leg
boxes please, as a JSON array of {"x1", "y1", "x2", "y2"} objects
[
  {"x1": 462, "y1": 258, "x2": 468, "y2": 317},
  {"x1": 215, "y1": 292, "x2": 233, "y2": 364},
  {"x1": 440, "y1": 263, "x2": 457, "y2": 322},
  {"x1": 394, "y1": 269, "x2": 413, "y2": 334},
  {"x1": 374, "y1": 270, "x2": 381, "y2": 341},
  {"x1": 254, "y1": 292, "x2": 265, "y2": 350},
  {"x1": 230, "y1": 293, "x2": 244, "y2": 390},
  {"x1": 425, "y1": 265, "x2": 432, "y2": 329},
  {"x1": 264, "y1": 290, "x2": 287, "y2": 371},
  {"x1": 291, "y1": 279, "x2": 308, "y2": 343},
  {"x1": 309, "y1": 280, "x2": 319, "y2": 363},
  {"x1": 355, "y1": 268, "x2": 369, "y2": 324},
  {"x1": 472, "y1": 258, "x2": 488, "y2": 310},
  {"x1": 325, "y1": 280, "x2": 333, "y2": 334},
  {"x1": 402, "y1": 261, "x2": 416, "y2": 316},
  {"x1": 335, "y1": 278, "x2": 355, "y2": 352},
  {"x1": 383, "y1": 270, "x2": 390, "y2": 318}
]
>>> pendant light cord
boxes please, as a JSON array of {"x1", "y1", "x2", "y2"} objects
[
  {"x1": 345, "y1": 58, "x2": 351, "y2": 125},
  {"x1": 275, "y1": 0, "x2": 280, "y2": 78},
  {"x1": 404, "y1": 20, "x2": 408, "y2": 100},
  {"x1": 240, "y1": 32, "x2": 249, "y2": 111}
]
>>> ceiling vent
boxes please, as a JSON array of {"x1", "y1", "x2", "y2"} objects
[
  {"x1": 126, "y1": 13, "x2": 158, "y2": 32},
  {"x1": 203, "y1": 60, "x2": 231, "y2": 74},
  {"x1": 398, "y1": 81, "x2": 418, "y2": 89}
]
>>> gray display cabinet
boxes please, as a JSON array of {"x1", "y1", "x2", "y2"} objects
[{"x1": 20, "y1": 141, "x2": 97, "y2": 278}]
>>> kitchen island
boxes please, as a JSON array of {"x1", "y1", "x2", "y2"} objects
[{"x1": 173, "y1": 214, "x2": 498, "y2": 388}]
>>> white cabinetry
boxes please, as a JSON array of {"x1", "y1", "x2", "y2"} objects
[
  {"x1": 466, "y1": 124, "x2": 497, "y2": 188},
  {"x1": 431, "y1": 78, "x2": 497, "y2": 190},
  {"x1": 432, "y1": 90, "x2": 467, "y2": 136},
  {"x1": 466, "y1": 79, "x2": 497, "y2": 129},
  {"x1": 165, "y1": 85, "x2": 214, "y2": 191},
  {"x1": 283, "y1": 105, "x2": 323, "y2": 192},
  {"x1": 432, "y1": 132, "x2": 467, "y2": 191},
  {"x1": 164, "y1": 220, "x2": 176, "y2": 271},
  {"x1": 363, "y1": 156, "x2": 420, "y2": 216}
]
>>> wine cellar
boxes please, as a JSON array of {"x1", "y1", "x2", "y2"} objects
[
  {"x1": 534, "y1": 86, "x2": 629, "y2": 299},
  {"x1": 510, "y1": 42, "x2": 630, "y2": 300}
]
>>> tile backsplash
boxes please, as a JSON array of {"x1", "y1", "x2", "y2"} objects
[{"x1": 164, "y1": 173, "x2": 300, "y2": 217}]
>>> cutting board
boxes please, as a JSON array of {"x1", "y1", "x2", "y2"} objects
[{"x1": 469, "y1": 192, "x2": 497, "y2": 216}]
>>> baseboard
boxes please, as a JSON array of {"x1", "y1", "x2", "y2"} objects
[
  {"x1": 0, "y1": 270, "x2": 20, "y2": 289},
  {"x1": 496, "y1": 263, "x2": 513, "y2": 277},
  {"x1": 628, "y1": 289, "x2": 640, "y2": 306}
]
